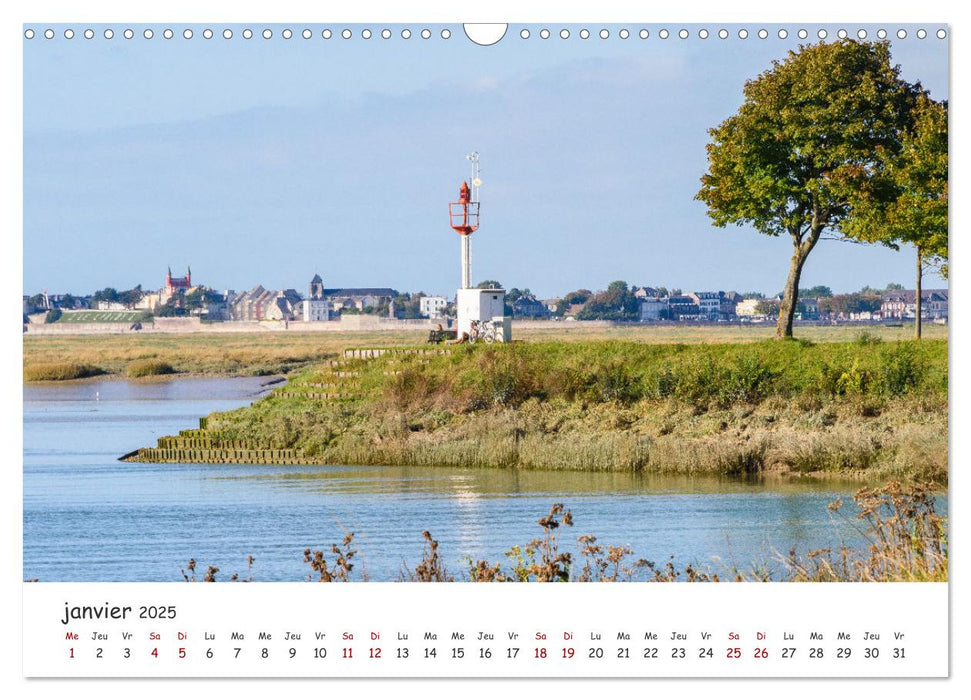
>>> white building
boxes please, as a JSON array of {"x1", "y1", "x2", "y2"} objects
[
  {"x1": 735, "y1": 299, "x2": 762, "y2": 317},
  {"x1": 456, "y1": 288, "x2": 508, "y2": 339},
  {"x1": 419, "y1": 295, "x2": 448, "y2": 318},
  {"x1": 688, "y1": 292, "x2": 722, "y2": 320},
  {"x1": 639, "y1": 295, "x2": 669, "y2": 321},
  {"x1": 303, "y1": 274, "x2": 329, "y2": 322},
  {"x1": 881, "y1": 289, "x2": 948, "y2": 321}
]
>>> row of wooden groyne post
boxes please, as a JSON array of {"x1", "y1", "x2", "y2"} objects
[{"x1": 121, "y1": 346, "x2": 451, "y2": 464}]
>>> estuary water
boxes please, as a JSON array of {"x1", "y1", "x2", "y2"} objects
[{"x1": 24, "y1": 377, "x2": 906, "y2": 582}]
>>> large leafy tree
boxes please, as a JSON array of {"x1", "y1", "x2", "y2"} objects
[
  {"x1": 843, "y1": 95, "x2": 948, "y2": 338},
  {"x1": 697, "y1": 40, "x2": 919, "y2": 339}
]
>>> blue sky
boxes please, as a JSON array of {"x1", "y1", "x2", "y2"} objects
[{"x1": 23, "y1": 24, "x2": 948, "y2": 298}]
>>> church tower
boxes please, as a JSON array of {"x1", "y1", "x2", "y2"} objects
[
  {"x1": 310, "y1": 273, "x2": 324, "y2": 300},
  {"x1": 304, "y1": 273, "x2": 328, "y2": 322}
]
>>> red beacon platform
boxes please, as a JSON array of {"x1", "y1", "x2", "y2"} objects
[{"x1": 449, "y1": 181, "x2": 480, "y2": 235}]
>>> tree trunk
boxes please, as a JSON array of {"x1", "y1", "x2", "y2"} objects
[
  {"x1": 915, "y1": 246, "x2": 923, "y2": 340},
  {"x1": 776, "y1": 230, "x2": 821, "y2": 339}
]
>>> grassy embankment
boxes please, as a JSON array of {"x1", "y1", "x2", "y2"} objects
[
  {"x1": 23, "y1": 323, "x2": 945, "y2": 380},
  {"x1": 23, "y1": 331, "x2": 425, "y2": 380},
  {"x1": 126, "y1": 337, "x2": 948, "y2": 482}
]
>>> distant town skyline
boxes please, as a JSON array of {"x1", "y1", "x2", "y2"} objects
[
  {"x1": 22, "y1": 267, "x2": 929, "y2": 301},
  {"x1": 23, "y1": 24, "x2": 948, "y2": 298}
]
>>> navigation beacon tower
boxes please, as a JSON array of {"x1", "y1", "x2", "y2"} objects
[{"x1": 448, "y1": 152, "x2": 509, "y2": 342}]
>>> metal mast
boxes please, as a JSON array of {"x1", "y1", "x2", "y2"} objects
[{"x1": 462, "y1": 152, "x2": 480, "y2": 289}]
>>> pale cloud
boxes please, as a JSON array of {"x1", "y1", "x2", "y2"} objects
[{"x1": 471, "y1": 75, "x2": 500, "y2": 91}]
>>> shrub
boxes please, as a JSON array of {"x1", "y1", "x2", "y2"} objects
[
  {"x1": 879, "y1": 344, "x2": 924, "y2": 396},
  {"x1": 836, "y1": 359, "x2": 871, "y2": 395},
  {"x1": 126, "y1": 359, "x2": 176, "y2": 378},
  {"x1": 717, "y1": 354, "x2": 776, "y2": 406},
  {"x1": 470, "y1": 348, "x2": 539, "y2": 408},
  {"x1": 652, "y1": 365, "x2": 678, "y2": 399},
  {"x1": 855, "y1": 330, "x2": 883, "y2": 346},
  {"x1": 591, "y1": 361, "x2": 640, "y2": 403},
  {"x1": 385, "y1": 366, "x2": 436, "y2": 409},
  {"x1": 23, "y1": 362, "x2": 103, "y2": 381}
]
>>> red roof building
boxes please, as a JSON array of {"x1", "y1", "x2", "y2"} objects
[{"x1": 165, "y1": 267, "x2": 192, "y2": 296}]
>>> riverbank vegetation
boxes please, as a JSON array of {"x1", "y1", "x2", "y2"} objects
[
  {"x1": 23, "y1": 324, "x2": 946, "y2": 380},
  {"x1": 127, "y1": 338, "x2": 947, "y2": 482},
  {"x1": 125, "y1": 359, "x2": 176, "y2": 378},
  {"x1": 22, "y1": 362, "x2": 105, "y2": 381}
]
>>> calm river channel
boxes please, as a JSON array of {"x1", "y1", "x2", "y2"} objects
[{"x1": 23, "y1": 377, "x2": 909, "y2": 582}]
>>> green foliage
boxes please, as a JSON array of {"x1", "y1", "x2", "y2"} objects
[
  {"x1": 26, "y1": 294, "x2": 48, "y2": 313},
  {"x1": 836, "y1": 359, "x2": 871, "y2": 396},
  {"x1": 800, "y1": 286, "x2": 833, "y2": 298},
  {"x1": 855, "y1": 330, "x2": 884, "y2": 346},
  {"x1": 843, "y1": 95, "x2": 948, "y2": 266},
  {"x1": 131, "y1": 337, "x2": 945, "y2": 481},
  {"x1": 755, "y1": 299, "x2": 780, "y2": 316},
  {"x1": 591, "y1": 362, "x2": 640, "y2": 403},
  {"x1": 556, "y1": 289, "x2": 593, "y2": 315},
  {"x1": 697, "y1": 40, "x2": 922, "y2": 337},
  {"x1": 878, "y1": 343, "x2": 926, "y2": 396},
  {"x1": 577, "y1": 281, "x2": 640, "y2": 320},
  {"x1": 376, "y1": 340, "x2": 945, "y2": 413},
  {"x1": 719, "y1": 354, "x2": 777, "y2": 405},
  {"x1": 45, "y1": 308, "x2": 62, "y2": 323},
  {"x1": 819, "y1": 293, "x2": 882, "y2": 316},
  {"x1": 698, "y1": 40, "x2": 917, "y2": 237},
  {"x1": 119, "y1": 285, "x2": 144, "y2": 309},
  {"x1": 471, "y1": 348, "x2": 539, "y2": 408},
  {"x1": 91, "y1": 287, "x2": 120, "y2": 305}
]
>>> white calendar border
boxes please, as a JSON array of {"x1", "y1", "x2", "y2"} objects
[{"x1": 5, "y1": 0, "x2": 963, "y2": 696}]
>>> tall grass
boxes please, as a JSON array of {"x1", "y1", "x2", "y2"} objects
[
  {"x1": 186, "y1": 339, "x2": 948, "y2": 479},
  {"x1": 379, "y1": 340, "x2": 946, "y2": 412},
  {"x1": 782, "y1": 482, "x2": 947, "y2": 582},
  {"x1": 23, "y1": 331, "x2": 424, "y2": 377},
  {"x1": 23, "y1": 362, "x2": 104, "y2": 381},
  {"x1": 24, "y1": 325, "x2": 947, "y2": 379},
  {"x1": 126, "y1": 359, "x2": 176, "y2": 378}
]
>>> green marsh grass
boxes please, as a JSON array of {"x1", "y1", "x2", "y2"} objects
[{"x1": 131, "y1": 339, "x2": 946, "y2": 480}]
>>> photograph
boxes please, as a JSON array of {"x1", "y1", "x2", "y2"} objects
[{"x1": 22, "y1": 22, "x2": 948, "y2": 591}]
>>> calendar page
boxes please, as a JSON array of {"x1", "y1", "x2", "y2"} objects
[{"x1": 14, "y1": 0, "x2": 959, "y2": 693}]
